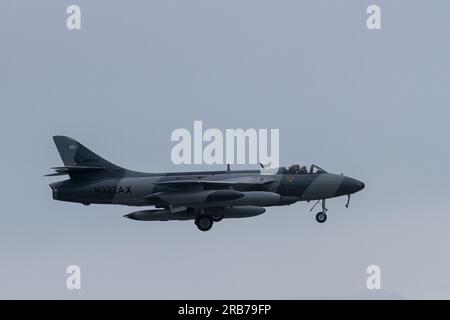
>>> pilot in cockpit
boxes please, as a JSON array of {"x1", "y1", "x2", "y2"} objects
[
  {"x1": 287, "y1": 164, "x2": 308, "y2": 174},
  {"x1": 287, "y1": 165, "x2": 300, "y2": 174}
]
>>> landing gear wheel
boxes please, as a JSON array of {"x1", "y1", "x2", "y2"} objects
[
  {"x1": 316, "y1": 211, "x2": 327, "y2": 223},
  {"x1": 212, "y1": 215, "x2": 224, "y2": 222},
  {"x1": 195, "y1": 215, "x2": 214, "y2": 231}
]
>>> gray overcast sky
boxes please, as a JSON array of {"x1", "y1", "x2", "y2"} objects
[{"x1": 0, "y1": 0, "x2": 449, "y2": 299}]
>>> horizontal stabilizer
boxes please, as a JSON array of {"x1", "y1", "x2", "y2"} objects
[
  {"x1": 45, "y1": 166, "x2": 106, "y2": 177},
  {"x1": 44, "y1": 172, "x2": 68, "y2": 177}
]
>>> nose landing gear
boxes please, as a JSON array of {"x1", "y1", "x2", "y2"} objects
[{"x1": 310, "y1": 199, "x2": 328, "y2": 224}]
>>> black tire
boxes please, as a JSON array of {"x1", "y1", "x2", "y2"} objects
[
  {"x1": 315, "y1": 212, "x2": 327, "y2": 223},
  {"x1": 212, "y1": 215, "x2": 224, "y2": 222},
  {"x1": 195, "y1": 215, "x2": 214, "y2": 231}
]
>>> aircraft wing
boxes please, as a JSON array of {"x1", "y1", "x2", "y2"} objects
[
  {"x1": 145, "y1": 181, "x2": 281, "y2": 207},
  {"x1": 154, "y1": 176, "x2": 274, "y2": 189}
]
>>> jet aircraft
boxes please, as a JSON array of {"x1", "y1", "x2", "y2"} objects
[{"x1": 47, "y1": 136, "x2": 365, "y2": 231}]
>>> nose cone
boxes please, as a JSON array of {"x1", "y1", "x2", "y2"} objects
[{"x1": 337, "y1": 177, "x2": 365, "y2": 196}]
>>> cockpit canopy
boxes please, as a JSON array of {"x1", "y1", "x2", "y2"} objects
[{"x1": 281, "y1": 164, "x2": 327, "y2": 174}]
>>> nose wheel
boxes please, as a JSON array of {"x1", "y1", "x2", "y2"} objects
[{"x1": 315, "y1": 211, "x2": 327, "y2": 223}]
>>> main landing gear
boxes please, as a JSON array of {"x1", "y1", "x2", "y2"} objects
[
  {"x1": 195, "y1": 215, "x2": 214, "y2": 231},
  {"x1": 310, "y1": 199, "x2": 328, "y2": 224}
]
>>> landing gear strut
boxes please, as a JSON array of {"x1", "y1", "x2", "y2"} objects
[
  {"x1": 345, "y1": 194, "x2": 351, "y2": 208},
  {"x1": 195, "y1": 215, "x2": 214, "y2": 231},
  {"x1": 311, "y1": 199, "x2": 328, "y2": 224}
]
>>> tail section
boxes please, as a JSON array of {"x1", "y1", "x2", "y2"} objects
[{"x1": 53, "y1": 136, "x2": 123, "y2": 170}]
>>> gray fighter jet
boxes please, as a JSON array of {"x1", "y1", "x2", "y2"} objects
[{"x1": 47, "y1": 136, "x2": 365, "y2": 231}]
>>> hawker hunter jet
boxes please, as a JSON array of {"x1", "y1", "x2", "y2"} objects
[{"x1": 47, "y1": 136, "x2": 365, "y2": 231}]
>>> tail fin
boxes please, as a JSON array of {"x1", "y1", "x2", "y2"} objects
[{"x1": 53, "y1": 136, "x2": 123, "y2": 170}]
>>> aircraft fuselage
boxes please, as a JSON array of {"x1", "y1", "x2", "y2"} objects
[{"x1": 50, "y1": 170, "x2": 364, "y2": 207}]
